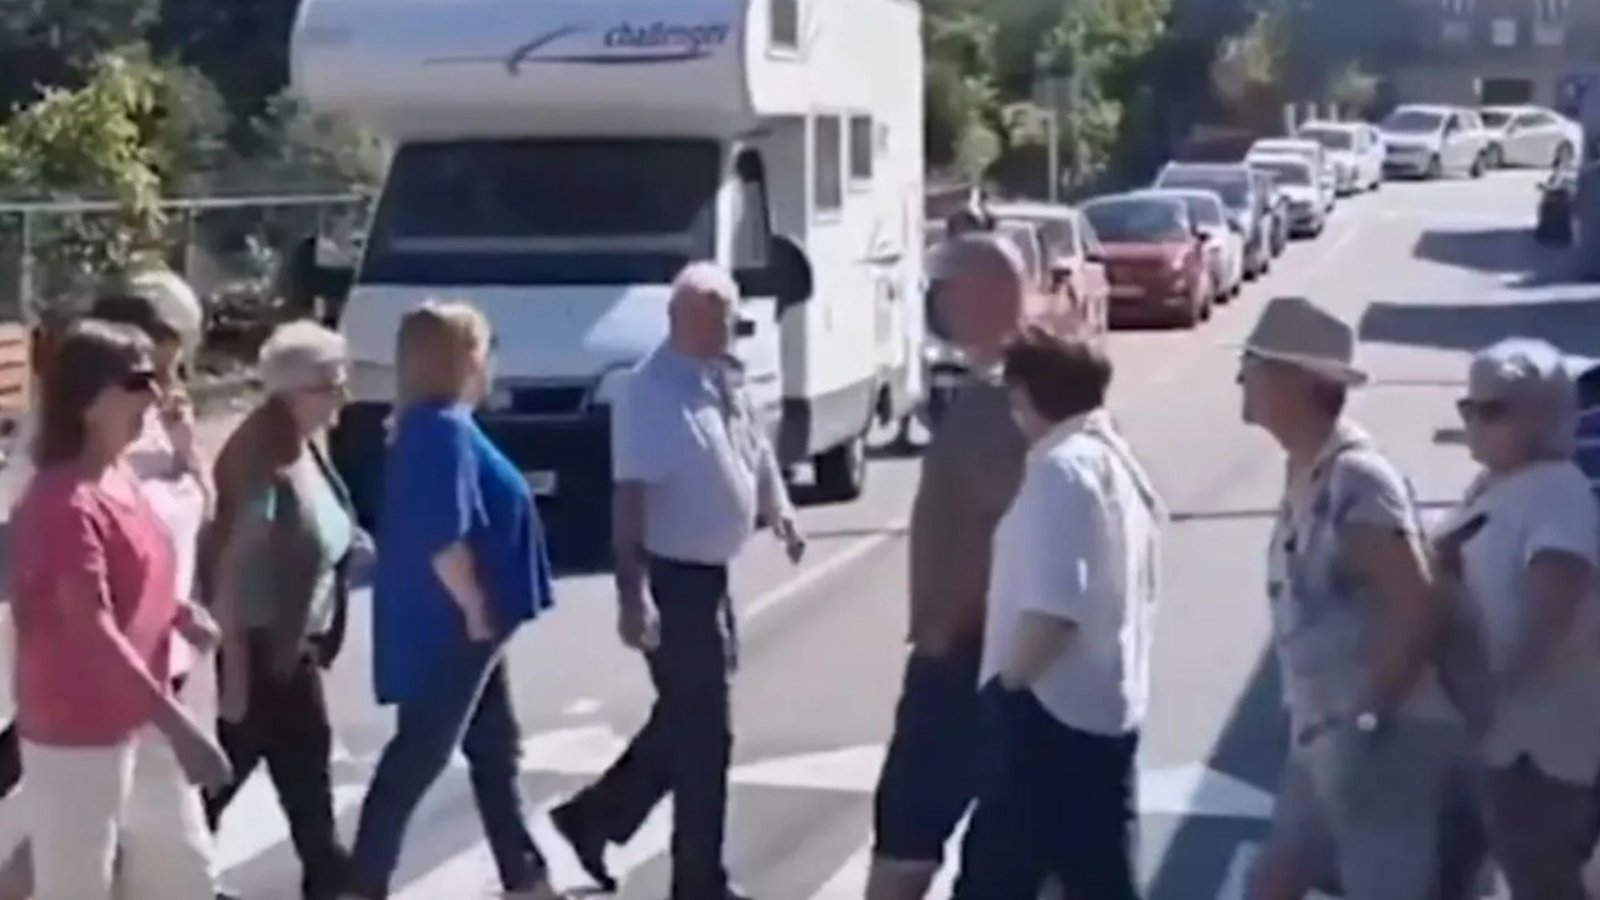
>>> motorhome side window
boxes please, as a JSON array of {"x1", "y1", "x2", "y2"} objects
[
  {"x1": 770, "y1": 0, "x2": 800, "y2": 50},
  {"x1": 849, "y1": 114, "x2": 874, "y2": 185},
  {"x1": 814, "y1": 115, "x2": 844, "y2": 215},
  {"x1": 359, "y1": 139, "x2": 720, "y2": 287}
]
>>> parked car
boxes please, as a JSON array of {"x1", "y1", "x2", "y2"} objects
[
  {"x1": 1153, "y1": 161, "x2": 1271, "y2": 279},
  {"x1": 1136, "y1": 188, "x2": 1242, "y2": 303},
  {"x1": 985, "y1": 202, "x2": 1111, "y2": 336},
  {"x1": 1250, "y1": 168, "x2": 1291, "y2": 257},
  {"x1": 921, "y1": 203, "x2": 1111, "y2": 424},
  {"x1": 1247, "y1": 155, "x2": 1326, "y2": 238},
  {"x1": 1249, "y1": 137, "x2": 1336, "y2": 208},
  {"x1": 1480, "y1": 105, "x2": 1582, "y2": 169},
  {"x1": 1296, "y1": 120, "x2": 1385, "y2": 194},
  {"x1": 1380, "y1": 104, "x2": 1492, "y2": 179},
  {"x1": 1080, "y1": 193, "x2": 1212, "y2": 328}
]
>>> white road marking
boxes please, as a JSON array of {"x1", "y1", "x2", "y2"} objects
[
  {"x1": 1139, "y1": 764, "x2": 1275, "y2": 819},
  {"x1": 805, "y1": 812, "x2": 970, "y2": 900},
  {"x1": 1214, "y1": 843, "x2": 1256, "y2": 900},
  {"x1": 742, "y1": 519, "x2": 910, "y2": 625}
]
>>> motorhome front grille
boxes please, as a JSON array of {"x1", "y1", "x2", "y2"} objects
[{"x1": 509, "y1": 385, "x2": 590, "y2": 417}]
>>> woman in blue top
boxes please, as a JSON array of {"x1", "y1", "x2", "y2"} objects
[{"x1": 341, "y1": 301, "x2": 564, "y2": 900}]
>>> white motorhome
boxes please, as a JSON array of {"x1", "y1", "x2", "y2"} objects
[{"x1": 291, "y1": 0, "x2": 926, "y2": 531}]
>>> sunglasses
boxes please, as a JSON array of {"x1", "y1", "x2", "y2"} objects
[
  {"x1": 1456, "y1": 397, "x2": 1510, "y2": 422},
  {"x1": 118, "y1": 370, "x2": 159, "y2": 394}
]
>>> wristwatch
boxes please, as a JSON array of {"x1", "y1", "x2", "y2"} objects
[{"x1": 1354, "y1": 711, "x2": 1380, "y2": 734}]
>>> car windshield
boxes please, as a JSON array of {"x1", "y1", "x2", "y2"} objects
[
  {"x1": 1156, "y1": 168, "x2": 1248, "y2": 209},
  {"x1": 994, "y1": 223, "x2": 1042, "y2": 280},
  {"x1": 1082, "y1": 199, "x2": 1187, "y2": 242},
  {"x1": 1382, "y1": 109, "x2": 1444, "y2": 134},
  {"x1": 1252, "y1": 159, "x2": 1311, "y2": 186},
  {"x1": 360, "y1": 138, "x2": 720, "y2": 286},
  {"x1": 1172, "y1": 195, "x2": 1223, "y2": 226},
  {"x1": 1480, "y1": 109, "x2": 1513, "y2": 128},
  {"x1": 1299, "y1": 128, "x2": 1352, "y2": 151}
]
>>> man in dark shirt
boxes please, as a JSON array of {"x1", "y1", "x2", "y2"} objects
[{"x1": 865, "y1": 235, "x2": 1031, "y2": 899}]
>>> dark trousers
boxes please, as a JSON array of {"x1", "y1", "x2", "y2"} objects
[
  {"x1": 0, "y1": 724, "x2": 17, "y2": 800},
  {"x1": 563, "y1": 557, "x2": 735, "y2": 899},
  {"x1": 871, "y1": 642, "x2": 984, "y2": 863},
  {"x1": 204, "y1": 635, "x2": 344, "y2": 898},
  {"x1": 952, "y1": 685, "x2": 1141, "y2": 900},
  {"x1": 345, "y1": 642, "x2": 545, "y2": 899}
]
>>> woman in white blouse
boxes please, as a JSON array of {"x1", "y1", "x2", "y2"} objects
[{"x1": 1442, "y1": 337, "x2": 1600, "y2": 900}]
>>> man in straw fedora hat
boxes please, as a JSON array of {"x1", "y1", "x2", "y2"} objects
[{"x1": 1237, "y1": 297, "x2": 1469, "y2": 900}]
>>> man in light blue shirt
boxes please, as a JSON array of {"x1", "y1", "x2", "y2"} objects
[{"x1": 552, "y1": 262, "x2": 803, "y2": 900}]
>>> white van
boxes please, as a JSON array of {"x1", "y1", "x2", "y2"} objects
[{"x1": 290, "y1": 0, "x2": 927, "y2": 532}]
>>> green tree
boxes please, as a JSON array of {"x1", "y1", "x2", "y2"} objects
[
  {"x1": 0, "y1": 52, "x2": 168, "y2": 304},
  {"x1": 0, "y1": 0, "x2": 159, "y2": 108},
  {"x1": 1209, "y1": 6, "x2": 1290, "y2": 131},
  {"x1": 246, "y1": 91, "x2": 388, "y2": 191}
]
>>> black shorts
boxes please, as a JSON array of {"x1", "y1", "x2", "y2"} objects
[{"x1": 871, "y1": 642, "x2": 984, "y2": 864}]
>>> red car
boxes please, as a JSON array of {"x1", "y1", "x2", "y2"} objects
[{"x1": 1080, "y1": 193, "x2": 1213, "y2": 328}]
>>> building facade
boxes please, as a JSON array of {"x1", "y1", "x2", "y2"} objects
[{"x1": 1393, "y1": 0, "x2": 1600, "y2": 113}]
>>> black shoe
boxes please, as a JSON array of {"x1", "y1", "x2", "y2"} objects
[{"x1": 550, "y1": 802, "x2": 617, "y2": 892}]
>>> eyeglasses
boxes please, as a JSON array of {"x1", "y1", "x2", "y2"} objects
[
  {"x1": 119, "y1": 370, "x2": 158, "y2": 394},
  {"x1": 1456, "y1": 397, "x2": 1510, "y2": 423}
]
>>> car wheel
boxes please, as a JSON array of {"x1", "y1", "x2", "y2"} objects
[
  {"x1": 1555, "y1": 142, "x2": 1575, "y2": 169},
  {"x1": 1426, "y1": 154, "x2": 1443, "y2": 180},
  {"x1": 1485, "y1": 144, "x2": 1504, "y2": 170},
  {"x1": 1470, "y1": 153, "x2": 1486, "y2": 179},
  {"x1": 814, "y1": 428, "x2": 868, "y2": 502}
]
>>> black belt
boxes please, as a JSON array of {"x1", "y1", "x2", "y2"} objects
[{"x1": 647, "y1": 555, "x2": 730, "y2": 573}]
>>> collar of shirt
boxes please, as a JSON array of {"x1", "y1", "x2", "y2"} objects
[{"x1": 1027, "y1": 408, "x2": 1112, "y2": 462}]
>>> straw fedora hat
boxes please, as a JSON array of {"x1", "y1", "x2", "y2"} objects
[{"x1": 1241, "y1": 296, "x2": 1369, "y2": 387}]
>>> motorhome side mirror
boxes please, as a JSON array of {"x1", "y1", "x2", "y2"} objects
[{"x1": 767, "y1": 234, "x2": 814, "y2": 303}]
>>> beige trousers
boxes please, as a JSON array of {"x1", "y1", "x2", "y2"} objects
[{"x1": 21, "y1": 726, "x2": 215, "y2": 900}]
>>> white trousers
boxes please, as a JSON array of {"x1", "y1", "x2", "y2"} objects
[{"x1": 21, "y1": 725, "x2": 216, "y2": 900}]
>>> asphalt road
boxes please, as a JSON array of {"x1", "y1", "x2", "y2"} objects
[{"x1": 41, "y1": 170, "x2": 1598, "y2": 899}]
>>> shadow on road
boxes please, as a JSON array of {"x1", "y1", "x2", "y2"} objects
[
  {"x1": 1145, "y1": 647, "x2": 1288, "y2": 898},
  {"x1": 1360, "y1": 297, "x2": 1600, "y2": 357},
  {"x1": 1409, "y1": 226, "x2": 1580, "y2": 288}
]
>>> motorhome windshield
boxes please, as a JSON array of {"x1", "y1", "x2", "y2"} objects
[{"x1": 359, "y1": 139, "x2": 719, "y2": 286}]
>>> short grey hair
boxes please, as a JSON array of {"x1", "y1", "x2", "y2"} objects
[
  {"x1": 671, "y1": 261, "x2": 740, "y2": 305},
  {"x1": 1468, "y1": 337, "x2": 1576, "y2": 456},
  {"x1": 258, "y1": 320, "x2": 348, "y2": 396},
  {"x1": 927, "y1": 233, "x2": 1025, "y2": 282}
]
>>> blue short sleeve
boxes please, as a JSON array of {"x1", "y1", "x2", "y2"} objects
[{"x1": 395, "y1": 408, "x2": 483, "y2": 555}]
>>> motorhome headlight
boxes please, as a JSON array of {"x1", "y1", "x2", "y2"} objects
[{"x1": 346, "y1": 361, "x2": 396, "y2": 404}]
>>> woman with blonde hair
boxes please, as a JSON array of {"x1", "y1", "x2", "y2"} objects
[
  {"x1": 200, "y1": 320, "x2": 358, "y2": 900},
  {"x1": 340, "y1": 301, "x2": 564, "y2": 900}
]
